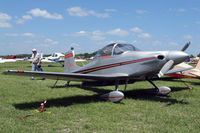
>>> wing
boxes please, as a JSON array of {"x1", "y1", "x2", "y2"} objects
[{"x1": 3, "y1": 70, "x2": 128, "y2": 82}]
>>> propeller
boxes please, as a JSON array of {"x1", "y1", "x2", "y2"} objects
[
  {"x1": 181, "y1": 42, "x2": 190, "y2": 51},
  {"x1": 158, "y1": 60, "x2": 174, "y2": 78}
]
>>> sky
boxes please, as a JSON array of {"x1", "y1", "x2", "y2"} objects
[{"x1": 0, "y1": 0, "x2": 200, "y2": 55}]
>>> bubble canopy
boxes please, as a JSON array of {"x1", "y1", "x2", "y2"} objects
[{"x1": 96, "y1": 43, "x2": 140, "y2": 56}]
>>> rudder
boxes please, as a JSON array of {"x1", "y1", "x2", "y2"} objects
[{"x1": 64, "y1": 51, "x2": 80, "y2": 73}]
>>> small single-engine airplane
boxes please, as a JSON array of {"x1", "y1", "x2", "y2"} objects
[
  {"x1": 41, "y1": 53, "x2": 65, "y2": 63},
  {"x1": 167, "y1": 58, "x2": 200, "y2": 79},
  {"x1": 4, "y1": 42, "x2": 191, "y2": 102},
  {"x1": 0, "y1": 58, "x2": 16, "y2": 63},
  {"x1": 41, "y1": 52, "x2": 86, "y2": 65}
]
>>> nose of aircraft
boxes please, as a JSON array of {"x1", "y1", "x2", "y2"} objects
[{"x1": 167, "y1": 51, "x2": 190, "y2": 64}]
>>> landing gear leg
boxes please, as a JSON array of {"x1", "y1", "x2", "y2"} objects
[
  {"x1": 115, "y1": 80, "x2": 119, "y2": 91},
  {"x1": 147, "y1": 79, "x2": 159, "y2": 90},
  {"x1": 65, "y1": 81, "x2": 70, "y2": 87},
  {"x1": 147, "y1": 79, "x2": 171, "y2": 95},
  {"x1": 179, "y1": 79, "x2": 192, "y2": 89},
  {"x1": 124, "y1": 79, "x2": 129, "y2": 91},
  {"x1": 52, "y1": 78, "x2": 59, "y2": 88}
]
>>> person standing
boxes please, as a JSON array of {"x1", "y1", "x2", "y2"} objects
[
  {"x1": 31, "y1": 48, "x2": 43, "y2": 80},
  {"x1": 31, "y1": 48, "x2": 42, "y2": 71}
]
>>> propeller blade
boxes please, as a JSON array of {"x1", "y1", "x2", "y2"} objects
[
  {"x1": 158, "y1": 60, "x2": 174, "y2": 77},
  {"x1": 181, "y1": 42, "x2": 190, "y2": 51}
]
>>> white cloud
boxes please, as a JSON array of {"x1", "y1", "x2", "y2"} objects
[
  {"x1": 152, "y1": 40, "x2": 162, "y2": 46},
  {"x1": 0, "y1": 12, "x2": 12, "y2": 28},
  {"x1": 72, "y1": 28, "x2": 132, "y2": 41},
  {"x1": 104, "y1": 9, "x2": 117, "y2": 12},
  {"x1": 17, "y1": 15, "x2": 32, "y2": 24},
  {"x1": 169, "y1": 8, "x2": 187, "y2": 13},
  {"x1": 91, "y1": 35, "x2": 106, "y2": 41},
  {"x1": 135, "y1": 9, "x2": 149, "y2": 14},
  {"x1": 22, "y1": 32, "x2": 34, "y2": 37},
  {"x1": 5, "y1": 32, "x2": 35, "y2": 37},
  {"x1": 29, "y1": 8, "x2": 63, "y2": 19},
  {"x1": 67, "y1": 6, "x2": 109, "y2": 18},
  {"x1": 183, "y1": 35, "x2": 193, "y2": 40},
  {"x1": 74, "y1": 30, "x2": 89, "y2": 36},
  {"x1": 130, "y1": 27, "x2": 143, "y2": 33},
  {"x1": 67, "y1": 7, "x2": 88, "y2": 17},
  {"x1": 168, "y1": 42, "x2": 179, "y2": 46},
  {"x1": 177, "y1": 8, "x2": 187, "y2": 12},
  {"x1": 44, "y1": 38, "x2": 59, "y2": 45},
  {"x1": 5, "y1": 33, "x2": 18, "y2": 37},
  {"x1": 107, "y1": 28, "x2": 129, "y2": 36},
  {"x1": 131, "y1": 27, "x2": 152, "y2": 39},
  {"x1": 73, "y1": 30, "x2": 105, "y2": 41},
  {"x1": 91, "y1": 31, "x2": 106, "y2": 41},
  {"x1": 191, "y1": 8, "x2": 200, "y2": 12},
  {"x1": 138, "y1": 33, "x2": 151, "y2": 39},
  {"x1": 16, "y1": 8, "x2": 63, "y2": 24}
]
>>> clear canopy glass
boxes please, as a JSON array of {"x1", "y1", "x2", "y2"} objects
[{"x1": 96, "y1": 43, "x2": 139, "y2": 56}]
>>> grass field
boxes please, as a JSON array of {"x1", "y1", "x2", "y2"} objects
[{"x1": 0, "y1": 61, "x2": 200, "y2": 133}]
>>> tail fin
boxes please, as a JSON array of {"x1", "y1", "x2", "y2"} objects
[
  {"x1": 64, "y1": 51, "x2": 80, "y2": 73},
  {"x1": 195, "y1": 58, "x2": 200, "y2": 70}
]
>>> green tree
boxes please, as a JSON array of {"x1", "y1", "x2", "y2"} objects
[{"x1": 190, "y1": 54, "x2": 194, "y2": 58}]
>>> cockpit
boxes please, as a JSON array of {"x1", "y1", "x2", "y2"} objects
[
  {"x1": 96, "y1": 43, "x2": 140, "y2": 56},
  {"x1": 52, "y1": 53, "x2": 58, "y2": 57}
]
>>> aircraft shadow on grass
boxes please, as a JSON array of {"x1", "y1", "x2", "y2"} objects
[
  {"x1": 159, "y1": 77, "x2": 200, "y2": 86},
  {"x1": 13, "y1": 84, "x2": 189, "y2": 110}
]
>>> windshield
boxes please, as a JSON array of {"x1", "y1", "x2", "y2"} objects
[
  {"x1": 113, "y1": 43, "x2": 138, "y2": 55},
  {"x1": 96, "y1": 43, "x2": 115, "y2": 56},
  {"x1": 96, "y1": 43, "x2": 139, "y2": 56}
]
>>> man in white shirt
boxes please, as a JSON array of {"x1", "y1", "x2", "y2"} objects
[{"x1": 31, "y1": 48, "x2": 42, "y2": 71}]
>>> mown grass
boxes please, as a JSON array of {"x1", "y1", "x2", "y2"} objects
[{"x1": 0, "y1": 61, "x2": 200, "y2": 133}]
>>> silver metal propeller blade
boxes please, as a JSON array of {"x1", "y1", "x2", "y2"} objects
[
  {"x1": 158, "y1": 60, "x2": 174, "y2": 78},
  {"x1": 181, "y1": 42, "x2": 190, "y2": 51}
]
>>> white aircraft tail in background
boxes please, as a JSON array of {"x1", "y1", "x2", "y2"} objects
[
  {"x1": 195, "y1": 58, "x2": 200, "y2": 70},
  {"x1": 167, "y1": 58, "x2": 200, "y2": 79}
]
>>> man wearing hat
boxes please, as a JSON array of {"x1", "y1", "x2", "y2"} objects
[{"x1": 31, "y1": 48, "x2": 42, "y2": 72}]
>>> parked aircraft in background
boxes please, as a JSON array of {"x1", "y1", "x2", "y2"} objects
[
  {"x1": 75, "y1": 57, "x2": 87, "y2": 62},
  {"x1": 0, "y1": 58, "x2": 16, "y2": 63},
  {"x1": 41, "y1": 53, "x2": 65, "y2": 63},
  {"x1": 190, "y1": 57, "x2": 199, "y2": 64},
  {"x1": 41, "y1": 52, "x2": 87, "y2": 64},
  {"x1": 167, "y1": 59, "x2": 200, "y2": 79},
  {"x1": 4, "y1": 42, "x2": 190, "y2": 102}
]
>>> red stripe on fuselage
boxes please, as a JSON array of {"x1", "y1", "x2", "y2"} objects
[{"x1": 75, "y1": 57, "x2": 156, "y2": 74}]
